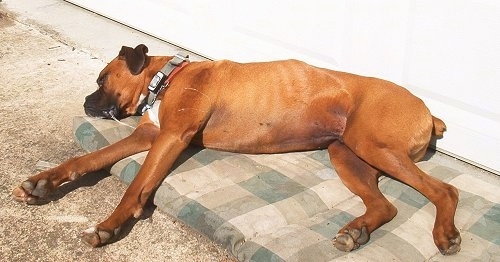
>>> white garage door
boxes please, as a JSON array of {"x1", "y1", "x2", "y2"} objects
[{"x1": 67, "y1": 0, "x2": 500, "y2": 174}]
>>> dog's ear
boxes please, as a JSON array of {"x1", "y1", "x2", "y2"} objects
[{"x1": 118, "y1": 44, "x2": 149, "y2": 75}]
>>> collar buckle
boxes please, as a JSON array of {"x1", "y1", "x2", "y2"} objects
[{"x1": 147, "y1": 71, "x2": 168, "y2": 94}]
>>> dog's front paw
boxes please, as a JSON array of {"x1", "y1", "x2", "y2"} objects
[
  {"x1": 12, "y1": 179, "x2": 51, "y2": 204},
  {"x1": 81, "y1": 226, "x2": 120, "y2": 247}
]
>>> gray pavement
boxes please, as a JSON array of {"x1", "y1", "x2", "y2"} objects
[{"x1": 1, "y1": 0, "x2": 233, "y2": 261}]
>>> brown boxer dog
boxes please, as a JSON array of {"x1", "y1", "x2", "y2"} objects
[{"x1": 12, "y1": 44, "x2": 460, "y2": 255}]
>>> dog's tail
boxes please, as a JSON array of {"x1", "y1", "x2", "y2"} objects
[{"x1": 432, "y1": 115, "x2": 447, "y2": 137}]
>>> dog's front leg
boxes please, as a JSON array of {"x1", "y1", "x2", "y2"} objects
[
  {"x1": 12, "y1": 122, "x2": 160, "y2": 204},
  {"x1": 80, "y1": 130, "x2": 194, "y2": 247}
]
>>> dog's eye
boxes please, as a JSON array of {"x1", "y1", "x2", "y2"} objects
[{"x1": 97, "y1": 73, "x2": 108, "y2": 88}]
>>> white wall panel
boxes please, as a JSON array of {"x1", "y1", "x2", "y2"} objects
[{"x1": 66, "y1": 0, "x2": 499, "y2": 173}]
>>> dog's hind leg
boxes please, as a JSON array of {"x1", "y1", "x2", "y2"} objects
[
  {"x1": 328, "y1": 140, "x2": 398, "y2": 252},
  {"x1": 353, "y1": 145, "x2": 461, "y2": 255}
]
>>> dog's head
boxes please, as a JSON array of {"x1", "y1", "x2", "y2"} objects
[{"x1": 84, "y1": 44, "x2": 150, "y2": 119}]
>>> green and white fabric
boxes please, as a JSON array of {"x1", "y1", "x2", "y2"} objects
[{"x1": 74, "y1": 116, "x2": 500, "y2": 261}]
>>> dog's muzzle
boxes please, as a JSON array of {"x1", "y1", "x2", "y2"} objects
[{"x1": 83, "y1": 91, "x2": 121, "y2": 119}]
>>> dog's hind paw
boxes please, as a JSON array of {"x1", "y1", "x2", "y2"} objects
[
  {"x1": 332, "y1": 226, "x2": 369, "y2": 252},
  {"x1": 81, "y1": 226, "x2": 120, "y2": 247},
  {"x1": 439, "y1": 235, "x2": 461, "y2": 255},
  {"x1": 12, "y1": 179, "x2": 50, "y2": 204}
]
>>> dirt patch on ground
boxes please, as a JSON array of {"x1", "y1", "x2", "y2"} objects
[
  {"x1": 0, "y1": 9, "x2": 15, "y2": 28},
  {"x1": 0, "y1": 7, "x2": 234, "y2": 262}
]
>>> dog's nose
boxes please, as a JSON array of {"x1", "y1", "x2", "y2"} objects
[
  {"x1": 83, "y1": 103, "x2": 101, "y2": 118},
  {"x1": 84, "y1": 90, "x2": 101, "y2": 107},
  {"x1": 83, "y1": 94, "x2": 98, "y2": 116},
  {"x1": 83, "y1": 90, "x2": 119, "y2": 118}
]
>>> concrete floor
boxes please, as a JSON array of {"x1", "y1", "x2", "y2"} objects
[{"x1": 0, "y1": 0, "x2": 233, "y2": 261}]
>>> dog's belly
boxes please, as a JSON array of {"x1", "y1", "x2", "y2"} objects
[
  {"x1": 193, "y1": 106, "x2": 347, "y2": 154},
  {"x1": 195, "y1": 127, "x2": 340, "y2": 154}
]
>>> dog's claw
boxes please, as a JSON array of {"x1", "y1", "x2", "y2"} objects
[
  {"x1": 13, "y1": 182, "x2": 38, "y2": 204},
  {"x1": 332, "y1": 226, "x2": 369, "y2": 252},
  {"x1": 12, "y1": 179, "x2": 51, "y2": 204},
  {"x1": 439, "y1": 235, "x2": 461, "y2": 255},
  {"x1": 12, "y1": 186, "x2": 30, "y2": 202},
  {"x1": 81, "y1": 226, "x2": 119, "y2": 247},
  {"x1": 81, "y1": 230, "x2": 101, "y2": 247},
  {"x1": 333, "y1": 232, "x2": 358, "y2": 252}
]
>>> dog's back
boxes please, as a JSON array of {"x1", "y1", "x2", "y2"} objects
[{"x1": 176, "y1": 59, "x2": 437, "y2": 160}]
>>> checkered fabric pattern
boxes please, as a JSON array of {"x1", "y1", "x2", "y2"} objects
[{"x1": 74, "y1": 116, "x2": 500, "y2": 261}]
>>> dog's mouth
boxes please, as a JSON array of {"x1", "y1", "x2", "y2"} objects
[
  {"x1": 84, "y1": 104, "x2": 121, "y2": 119},
  {"x1": 83, "y1": 89, "x2": 131, "y2": 120}
]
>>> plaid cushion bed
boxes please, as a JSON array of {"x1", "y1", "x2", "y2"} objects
[{"x1": 74, "y1": 116, "x2": 500, "y2": 261}]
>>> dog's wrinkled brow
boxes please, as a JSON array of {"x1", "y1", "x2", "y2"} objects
[{"x1": 97, "y1": 73, "x2": 108, "y2": 88}]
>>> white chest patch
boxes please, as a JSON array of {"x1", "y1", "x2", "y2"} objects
[
  {"x1": 146, "y1": 101, "x2": 162, "y2": 127},
  {"x1": 137, "y1": 94, "x2": 147, "y2": 107}
]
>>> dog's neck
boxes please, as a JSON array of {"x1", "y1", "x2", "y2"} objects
[{"x1": 136, "y1": 54, "x2": 190, "y2": 115}]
